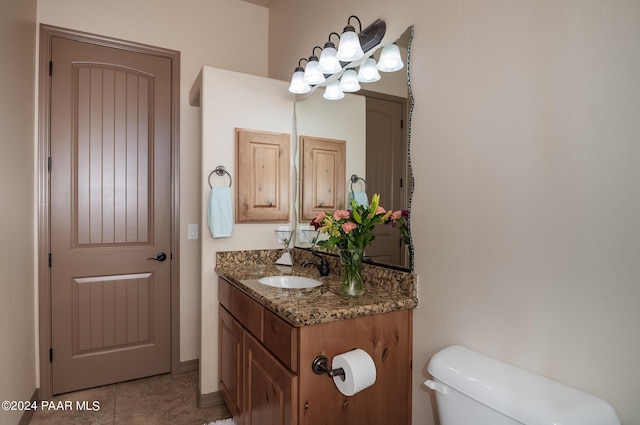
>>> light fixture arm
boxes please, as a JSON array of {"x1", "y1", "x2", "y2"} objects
[
  {"x1": 311, "y1": 45, "x2": 323, "y2": 60},
  {"x1": 328, "y1": 32, "x2": 340, "y2": 45},
  {"x1": 346, "y1": 15, "x2": 363, "y2": 33}
]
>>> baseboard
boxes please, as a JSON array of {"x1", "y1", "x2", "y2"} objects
[
  {"x1": 198, "y1": 390, "x2": 225, "y2": 409},
  {"x1": 18, "y1": 388, "x2": 39, "y2": 425},
  {"x1": 181, "y1": 359, "x2": 224, "y2": 409},
  {"x1": 176, "y1": 358, "x2": 199, "y2": 374},
  {"x1": 181, "y1": 360, "x2": 224, "y2": 410}
]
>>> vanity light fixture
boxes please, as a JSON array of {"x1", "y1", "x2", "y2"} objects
[
  {"x1": 288, "y1": 15, "x2": 386, "y2": 96},
  {"x1": 357, "y1": 57, "x2": 381, "y2": 83},
  {"x1": 303, "y1": 46, "x2": 326, "y2": 85},
  {"x1": 288, "y1": 58, "x2": 311, "y2": 94},
  {"x1": 377, "y1": 43, "x2": 404, "y2": 72},
  {"x1": 323, "y1": 80, "x2": 345, "y2": 100},
  {"x1": 340, "y1": 69, "x2": 361, "y2": 93},
  {"x1": 318, "y1": 32, "x2": 342, "y2": 74}
]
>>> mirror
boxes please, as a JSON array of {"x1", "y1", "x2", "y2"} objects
[{"x1": 294, "y1": 26, "x2": 414, "y2": 271}]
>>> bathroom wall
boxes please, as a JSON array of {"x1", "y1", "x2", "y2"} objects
[
  {"x1": 36, "y1": 0, "x2": 269, "y2": 366},
  {"x1": 0, "y1": 0, "x2": 37, "y2": 423},
  {"x1": 268, "y1": 1, "x2": 640, "y2": 424},
  {"x1": 194, "y1": 66, "x2": 294, "y2": 396}
]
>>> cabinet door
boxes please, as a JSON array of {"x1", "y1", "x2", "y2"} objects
[
  {"x1": 244, "y1": 332, "x2": 298, "y2": 425},
  {"x1": 299, "y1": 135, "x2": 346, "y2": 221},
  {"x1": 219, "y1": 306, "x2": 244, "y2": 421},
  {"x1": 236, "y1": 128, "x2": 290, "y2": 223}
]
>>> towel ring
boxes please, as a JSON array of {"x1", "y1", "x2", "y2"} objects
[
  {"x1": 208, "y1": 166, "x2": 232, "y2": 188},
  {"x1": 350, "y1": 174, "x2": 367, "y2": 193}
]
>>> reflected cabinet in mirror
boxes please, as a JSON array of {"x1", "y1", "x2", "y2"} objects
[{"x1": 295, "y1": 26, "x2": 414, "y2": 271}]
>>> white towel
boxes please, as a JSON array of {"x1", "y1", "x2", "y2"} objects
[
  {"x1": 208, "y1": 186, "x2": 233, "y2": 238},
  {"x1": 350, "y1": 191, "x2": 369, "y2": 207}
]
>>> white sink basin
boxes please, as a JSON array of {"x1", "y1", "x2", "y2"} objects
[{"x1": 257, "y1": 275, "x2": 323, "y2": 289}]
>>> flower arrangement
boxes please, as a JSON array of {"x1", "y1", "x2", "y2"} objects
[
  {"x1": 387, "y1": 209, "x2": 410, "y2": 245},
  {"x1": 310, "y1": 193, "x2": 390, "y2": 251},
  {"x1": 310, "y1": 193, "x2": 410, "y2": 295}
]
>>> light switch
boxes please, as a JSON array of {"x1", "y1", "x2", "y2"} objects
[{"x1": 188, "y1": 224, "x2": 198, "y2": 240}]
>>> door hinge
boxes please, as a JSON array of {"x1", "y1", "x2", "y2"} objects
[
  {"x1": 48, "y1": 253, "x2": 52, "y2": 267},
  {"x1": 400, "y1": 119, "x2": 404, "y2": 129},
  {"x1": 49, "y1": 60, "x2": 53, "y2": 76},
  {"x1": 49, "y1": 348, "x2": 53, "y2": 362},
  {"x1": 48, "y1": 157, "x2": 52, "y2": 172},
  {"x1": 400, "y1": 178, "x2": 403, "y2": 188}
]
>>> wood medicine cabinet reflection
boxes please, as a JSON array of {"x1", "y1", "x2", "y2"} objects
[
  {"x1": 300, "y1": 135, "x2": 346, "y2": 221},
  {"x1": 236, "y1": 128, "x2": 290, "y2": 223}
]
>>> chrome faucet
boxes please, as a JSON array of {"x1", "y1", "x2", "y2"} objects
[{"x1": 301, "y1": 250, "x2": 330, "y2": 277}]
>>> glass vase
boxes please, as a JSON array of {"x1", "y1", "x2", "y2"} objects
[{"x1": 339, "y1": 248, "x2": 365, "y2": 296}]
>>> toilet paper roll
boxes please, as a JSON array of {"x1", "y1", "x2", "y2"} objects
[{"x1": 331, "y1": 348, "x2": 377, "y2": 396}]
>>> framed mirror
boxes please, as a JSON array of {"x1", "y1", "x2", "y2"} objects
[{"x1": 294, "y1": 25, "x2": 414, "y2": 271}]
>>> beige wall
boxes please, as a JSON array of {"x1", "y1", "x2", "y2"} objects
[
  {"x1": 268, "y1": 1, "x2": 640, "y2": 424},
  {"x1": 36, "y1": 0, "x2": 270, "y2": 364},
  {"x1": 193, "y1": 66, "x2": 294, "y2": 394},
  {"x1": 0, "y1": 0, "x2": 38, "y2": 423}
]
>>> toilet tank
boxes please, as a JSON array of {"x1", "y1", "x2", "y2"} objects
[{"x1": 426, "y1": 345, "x2": 620, "y2": 425}]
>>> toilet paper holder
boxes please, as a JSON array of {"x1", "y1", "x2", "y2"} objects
[{"x1": 312, "y1": 355, "x2": 346, "y2": 381}]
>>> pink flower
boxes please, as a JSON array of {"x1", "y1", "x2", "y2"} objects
[
  {"x1": 342, "y1": 222, "x2": 357, "y2": 234},
  {"x1": 391, "y1": 210, "x2": 403, "y2": 220},
  {"x1": 376, "y1": 206, "x2": 386, "y2": 214},
  {"x1": 313, "y1": 211, "x2": 326, "y2": 222},
  {"x1": 333, "y1": 210, "x2": 351, "y2": 220},
  {"x1": 310, "y1": 211, "x2": 326, "y2": 230}
]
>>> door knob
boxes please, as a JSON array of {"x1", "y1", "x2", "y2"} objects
[{"x1": 147, "y1": 252, "x2": 167, "y2": 262}]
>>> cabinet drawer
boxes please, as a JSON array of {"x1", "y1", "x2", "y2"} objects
[
  {"x1": 219, "y1": 277, "x2": 263, "y2": 340},
  {"x1": 263, "y1": 308, "x2": 298, "y2": 372}
]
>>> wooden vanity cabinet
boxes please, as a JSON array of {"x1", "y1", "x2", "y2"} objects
[
  {"x1": 218, "y1": 277, "x2": 412, "y2": 425},
  {"x1": 244, "y1": 332, "x2": 298, "y2": 425},
  {"x1": 219, "y1": 278, "x2": 298, "y2": 425},
  {"x1": 218, "y1": 306, "x2": 243, "y2": 417}
]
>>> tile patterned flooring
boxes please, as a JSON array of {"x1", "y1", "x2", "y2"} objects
[{"x1": 29, "y1": 371, "x2": 231, "y2": 425}]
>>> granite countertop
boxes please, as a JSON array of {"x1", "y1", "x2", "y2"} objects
[{"x1": 215, "y1": 249, "x2": 418, "y2": 327}]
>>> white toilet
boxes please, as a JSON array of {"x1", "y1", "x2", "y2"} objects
[{"x1": 425, "y1": 345, "x2": 620, "y2": 425}]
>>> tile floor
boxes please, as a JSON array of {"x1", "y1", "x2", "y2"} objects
[{"x1": 28, "y1": 371, "x2": 231, "y2": 425}]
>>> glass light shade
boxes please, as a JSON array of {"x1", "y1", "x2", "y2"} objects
[
  {"x1": 303, "y1": 59, "x2": 325, "y2": 85},
  {"x1": 288, "y1": 69, "x2": 311, "y2": 94},
  {"x1": 357, "y1": 58, "x2": 381, "y2": 83},
  {"x1": 339, "y1": 69, "x2": 361, "y2": 92},
  {"x1": 377, "y1": 43, "x2": 404, "y2": 72},
  {"x1": 318, "y1": 46, "x2": 342, "y2": 74},
  {"x1": 336, "y1": 30, "x2": 364, "y2": 62},
  {"x1": 323, "y1": 81, "x2": 345, "y2": 100}
]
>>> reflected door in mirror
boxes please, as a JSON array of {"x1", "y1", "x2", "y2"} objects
[{"x1": 365, "y1": 94, "x2": 407, "y2": 266}]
